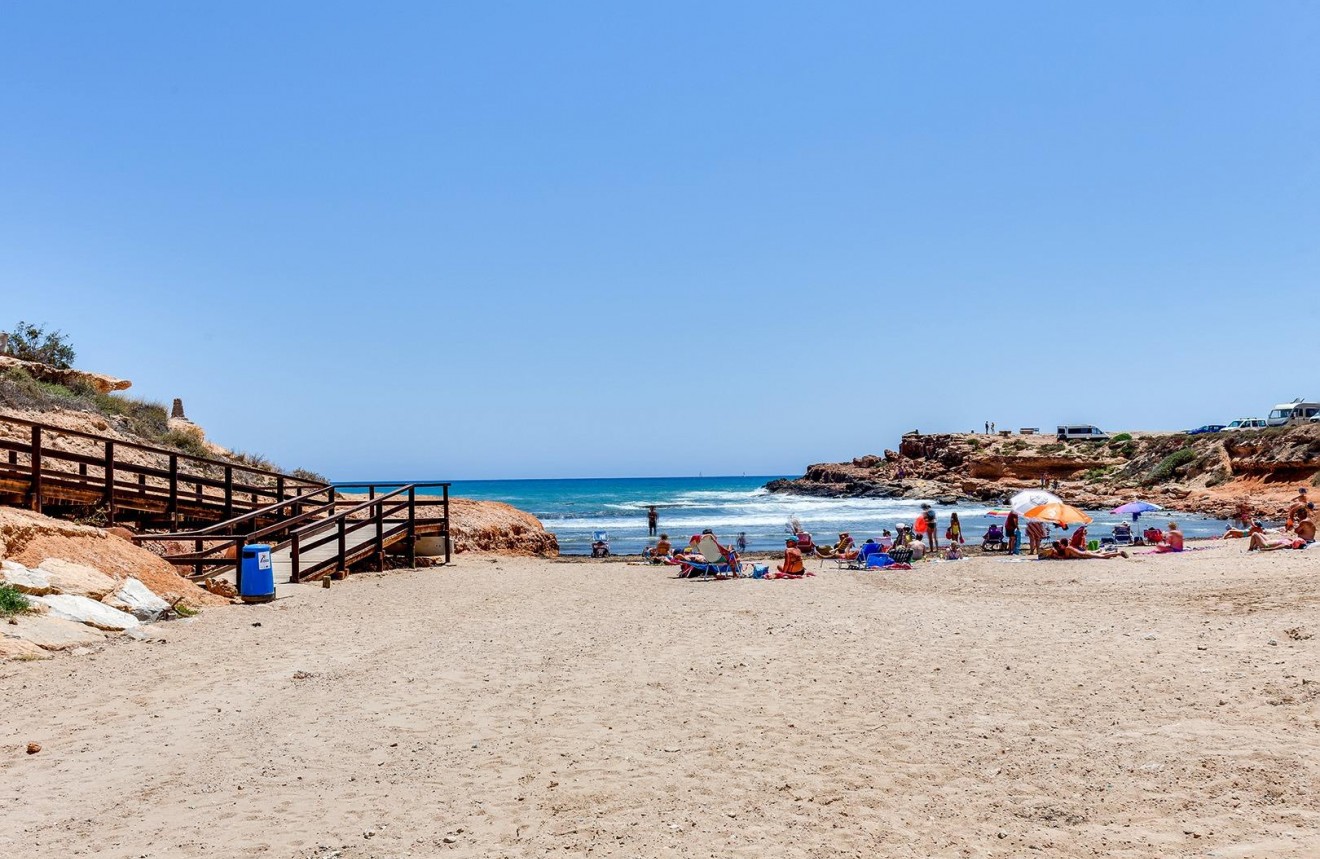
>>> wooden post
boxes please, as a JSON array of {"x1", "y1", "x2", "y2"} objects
[
  {"x1": 234, "y1": 538, "x2": 246, "y2": 595},
  {"x1": 29, "y1": 425, "x2": 42, "y2": 512},
  {"x1": 375, "y1": 498, "x2": 383, "y2": 556},
  {"x1": 337, "y1": 518, "x2": 347, "y2": 575},
  {"x1": 103, "y1": 441, "x2": 116, "y2": 524},
  {"x1": 407, "y1": 486, "x2": 416, "y2": 569},
  {"x1": 291, "y1": 533, "x2": 301, "y2": 583},
  {"x1": 223, "y1": 466, "x2": 233, "y2": 519},
  {"x1": 168, "y1": 454, "x2": 179, "y2": 517},
  {"x1": 443, "y1": 484, "x2": 451, "y2": 564},
  {"x1": 194, "y1": 538, "x2": 203, "y2": 579},
  {"x1": 276, "y1": 474, "x2": 285, "y2": 503}
]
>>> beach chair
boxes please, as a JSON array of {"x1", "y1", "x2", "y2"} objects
[
  {"x1": 865, "y1": 550, "x2": 894, "y2": 569},
  {"x1": 683, "y1": 535, "x2": 743, "y2": 579},
  {"x1": 1101, "y1": 524, "x2": 1134, "y2": 550},
  {"x1": 590, "y1": 531, "x2": 611, "y2": 558},
  {"x1": 981, "y1": 525, "x2": 1007, "y2": 553},
  {"x1": 832, "y1": 541, "x2": 877, "y2": 570}
]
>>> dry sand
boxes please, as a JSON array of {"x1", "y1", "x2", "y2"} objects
[{"x1": 3, "y1": 542, "x2": 1319, "y2": 858}]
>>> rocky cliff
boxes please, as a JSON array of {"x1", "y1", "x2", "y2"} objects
[{"x1": 767, "y1": 427, "x2": 1320, "y2": 519}]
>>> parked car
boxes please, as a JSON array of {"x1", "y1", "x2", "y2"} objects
[
  {"x1": 1186, "y1": 425, "x2": 1225, "y2": 435},
  {"x1": 1266, "y1": 400, "x2": 1320, "y2": 427},
  {"x1": 1057, "y1": 425, "x2": 1110, "y2": 441},
  {"x1": 1223, "y1": 418, "x2": 1268, "y2": 431}
]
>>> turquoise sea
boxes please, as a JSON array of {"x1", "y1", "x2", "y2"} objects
[{"x1": 404, "y1": 476, "x2": 1232, "y2": 555}]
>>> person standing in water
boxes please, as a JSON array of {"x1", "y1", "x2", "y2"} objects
[
  {"x1": 647, "y1": 505, "x2": 658, "y2": 537},
  {"x1": 922, "y1": 505, "x2": 939, "y2": 551}
]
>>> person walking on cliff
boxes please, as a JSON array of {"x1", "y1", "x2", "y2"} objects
[{"x1": 647, "y1": 505, "x2": 658, "y2": 537}]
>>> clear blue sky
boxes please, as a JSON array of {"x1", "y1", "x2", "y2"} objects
[{"x1": 2, "y1": 2, "x2": 1316, "y2": 479}]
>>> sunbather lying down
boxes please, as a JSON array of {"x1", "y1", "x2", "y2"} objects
[
  {"x1": 1248, "y1": 509, "x2": 1316, "y2": 551},
  {"x1": 1040, "y1": 540, "x2": 1128, "y2": 560}
]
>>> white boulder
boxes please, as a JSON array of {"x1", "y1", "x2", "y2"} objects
[
  {"x1": 1, "y1": 560, "x2": 54, "y2": 595},
  {"x1": 103, "y1": 577, "x2": 170, "y2": 621},
  {"x1": 37, "y1": 558, "x2": 117, "y2": 599},
  {"x1": 4, "y1": 615, "x2": 106, "y2": 650},
  {"x1": 31, "y1": 594, "x2": 140, "y2": 631}
]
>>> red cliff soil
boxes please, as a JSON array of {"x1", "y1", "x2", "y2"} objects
[{"x1": 0, "y1": 508, "x2": 228, "y2": 607}]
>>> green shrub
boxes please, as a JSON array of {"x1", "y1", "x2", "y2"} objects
[
  {"x1": 1083, "y1": 467, "x2": 1111, "y2": 482},
  {"x1": 6, "y1": 321, "x2": 76, "y2": 368},
  {"x1": 0, "y1": 585, "x2": 32, "y2": 618},
  {"x1": 159, "y1": 429, "x2": 211, "y2": 459},
  {"x1": 1148, "y1": 448, "x2": 1197, "y2": 484},
  {"x1": 290, "y1": 467, "x2": 330, "y2": 484},
  {"x1": 1038, "y1": 443, "x2": 1065, "y2": 454},
  {"x1": 1109, "y1": 433, "x2": 1133, "y2": 444}
]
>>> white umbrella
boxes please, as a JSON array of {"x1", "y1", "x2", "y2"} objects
[{"x1": 1009, "y1": 489, "x2": 1062, "y2": 515}]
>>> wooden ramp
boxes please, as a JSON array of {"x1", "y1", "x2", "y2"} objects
[{"x1": 136, "y1": 483, "x2": 450, "y2": 585}]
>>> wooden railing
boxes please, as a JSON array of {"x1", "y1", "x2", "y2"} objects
[
  {"x1": 131, "y1": 484, "x2": 338, "y2": 578},
  {"x1": 0, "y1": 415, "x2": 329, "y2": 525},
  {"x1": 130, "y1": 482, "x2": 450, "y2": 583},
  {"x1": 288, "y1": 482, "x2": 450, "y2": 582}
]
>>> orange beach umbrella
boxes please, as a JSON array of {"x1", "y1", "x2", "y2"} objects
[{"x1": 1022, "y1": 502, "x2": 1093, "y2": 526}]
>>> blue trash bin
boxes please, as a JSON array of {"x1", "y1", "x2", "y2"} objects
[{"x1": 239, "y1": 543, "x2": 275, "y2": 603}]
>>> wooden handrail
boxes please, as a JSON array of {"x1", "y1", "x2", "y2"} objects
[
  {"x1": 0, "y1": 414, "x2": 331, "y2": 525},
  {"x1": 131, "y1": 485, "x2": 336, "y2": 541},
  {"x1": 0, "y1": 414, "x2": 330, "y2": 486}
]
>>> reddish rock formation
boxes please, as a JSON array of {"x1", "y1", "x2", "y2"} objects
[
  {"x1": 768, "y1": 427, "x2": 1320, "y2": 519},
  {"x1": 425, "y1": 498, "x2": 559, "y2": 556}
]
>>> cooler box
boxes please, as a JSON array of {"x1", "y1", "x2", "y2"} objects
[{"x1": 239, "y1": 543, "x2": 275, "y2": 603}]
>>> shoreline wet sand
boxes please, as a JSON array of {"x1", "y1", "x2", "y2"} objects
[{"x1": 3, "y1": 543, "x2": 1318, "y2": 858}]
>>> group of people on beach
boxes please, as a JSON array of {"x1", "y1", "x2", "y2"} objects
[
  {"x1": 637, "y1": 487, "x2": 1316, "y2": 571},
  {"x1": 1225, "y1": 488, "x2": 1316, "y2": 551}
]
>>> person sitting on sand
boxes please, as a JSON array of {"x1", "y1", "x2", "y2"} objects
[
  {"x1": 1058, "y1": 539, "x2": 1127, "y2": 560},
  {"x1": 1069, "y1": 525, "x2": 1088, "y2": 550},
  {"x1": 1154, "y1": 522, "x2": 1185, "y2": 553},
  {"x1": 644, "y1": 533, "x2": 673, "y2": 561},
  {"x1": 877, "y1": 529, "x2": 895, "y2": 551},
  {"x1": 777, "y1": 536, "x2": 806, "y2": 576},
  {"x1": 944, "y1": 541, "x2": 962, "y2": 560}
]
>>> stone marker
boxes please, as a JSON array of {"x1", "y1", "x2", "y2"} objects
[
  {"x1": 3, "y1": 615, "x2": 106, "y2": 650},
  {"x1": 104, "y1": 577, "x2": 170, "y2": 621},
  {"x1": 1, "y1": 560, "x2": 54, "y2": 595},
  {"x1": 30, "y1": 594, "x2": 139, "y2": 631},
  {"x1": 36, "y1": 558, "x2": 117, "y2": 600}
]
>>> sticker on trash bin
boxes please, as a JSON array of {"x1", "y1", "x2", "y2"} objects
[{"x1": 258, "y1": 552, "x2": 271, "y2": 570}]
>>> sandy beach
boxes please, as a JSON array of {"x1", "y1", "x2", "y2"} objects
[{"x1": 3, "y1": 543, "x2": 1319, "y2": 858}]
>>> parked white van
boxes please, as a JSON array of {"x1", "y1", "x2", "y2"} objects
[
  {"x1": 1266, "y1": 400, "x2": 1320, "y2": 427},
  {"x1": 1223, "y1": 418, "x2": 1268, "y2": 431},
  {"x1": 1056, "y1": 425, "x2": 1110, "y2": 441}
]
